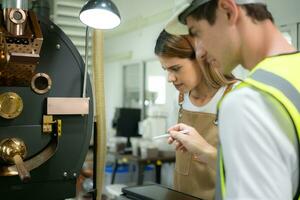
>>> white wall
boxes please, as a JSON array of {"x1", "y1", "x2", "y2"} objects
[
  {"x1": 103, "y1": 18, "x2": 179, "y2": 135},
  {"x1": 266, "y1": 0, "x2": 300, "y2": 26},
  {"x1": 103, "y1": 1, "x2": 300, "y2": 135}
]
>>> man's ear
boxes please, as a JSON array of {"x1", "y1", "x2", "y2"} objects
[{"x1": 218, "y1": 0, "x2": 239, "y2": 25}]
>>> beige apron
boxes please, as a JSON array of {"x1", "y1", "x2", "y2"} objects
[
  {"x1": 174, "y1": 85, "x2": 234, "y2": 199},
  {"x1": 174, "y1": 107, "x2": 218, "y2": 200}
]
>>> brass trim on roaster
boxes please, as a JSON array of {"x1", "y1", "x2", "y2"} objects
[
  {"x1": 7, "y1": 8, "x2": 27, "y2": 36},
  {"x1": 9, "y1": 9, "x2": 26, "y2": 24},
  {"x1": 0, "y1": 10, "x2": 43, "y2": 86},
  {"x1": 0, "y1": 135, "x2": 59, "y2": 176},
  {"x1": 31, "y1": 73, "x2": 52, "y2": 94},
  {"x1": 0, "y1": 92, "x2": 23, "y2": 119},
  {"x1": 0, "y1": 138, "x2": 31, "y2": 182}
]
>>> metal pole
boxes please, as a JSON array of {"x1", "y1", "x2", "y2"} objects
[
  {"x1": 31, "y1": 0, "x2": 50, "y2": 19},
  {"x1": 2, "y1": 0, "x2": 28, "y2": 9},
  {"x1": 82, "y1": 26, "x2": 89, "y2": 97}
]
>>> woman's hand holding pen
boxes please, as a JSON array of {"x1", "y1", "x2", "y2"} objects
[{"x1": 167, "y1": 123, "x2": 217, "y2": 169}]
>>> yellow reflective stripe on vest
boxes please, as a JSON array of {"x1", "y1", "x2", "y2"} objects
[
  {"x1": 248, "y1": 68, "x2": 300, "y2": 200},
  {"x1": 247, "y1": 69, "x2": 300, "y2": 138},
  {"x1": 219, "y1": 148, "x2": 226, "y2": 198}
]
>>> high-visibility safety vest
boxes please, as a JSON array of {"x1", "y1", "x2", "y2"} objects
[{"x1": 216, "y1": 52, "x2": 300, "y2": 200}]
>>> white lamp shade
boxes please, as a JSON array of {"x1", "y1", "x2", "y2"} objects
[
  {"x1": 79, "y1": 0, "x2": 121, "y2": 29},
  {"x1": 80, "y1": 8, "x2": 120, "y2": 29}
]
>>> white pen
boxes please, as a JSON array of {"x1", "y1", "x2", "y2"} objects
[{"x1": 152, "y1": 129, "x2": 189, "y2": 140}]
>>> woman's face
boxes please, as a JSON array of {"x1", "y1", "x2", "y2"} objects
[{"x1": 159, "y1": 56, "x2": 202, "y2": 93}]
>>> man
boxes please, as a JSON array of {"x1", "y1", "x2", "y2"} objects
[{"x1": 165, "y1": 0, "x2": 300, "y2": 199}]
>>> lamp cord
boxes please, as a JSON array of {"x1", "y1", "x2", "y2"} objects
[{"x1": 82, "y1": 26, "x2": 89, "y2": 97}]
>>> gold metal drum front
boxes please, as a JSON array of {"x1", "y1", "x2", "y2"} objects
[{"x1": 0, "y1": 92, "x2": 23, "y2": 119}]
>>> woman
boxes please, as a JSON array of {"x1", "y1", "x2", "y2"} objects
[{"x1": 154, "y1": 30, "x2": 235, "y2": 199}]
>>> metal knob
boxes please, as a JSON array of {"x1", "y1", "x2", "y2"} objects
[{"x1": 0, "y1": 138, "x2": 31, "y2": 182}]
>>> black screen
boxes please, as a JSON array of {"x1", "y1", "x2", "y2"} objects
[{"x1": 113, "y1": 108, "x2": 141, "y2": 138}]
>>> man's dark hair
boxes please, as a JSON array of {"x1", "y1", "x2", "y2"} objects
[{"x1": 189, "y1": 0, "x2": 274, "y2": 25}]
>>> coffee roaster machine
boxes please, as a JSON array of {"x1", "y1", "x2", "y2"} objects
[{"x1": 0, "y1": 0, "x2": 94, "y2": 199}]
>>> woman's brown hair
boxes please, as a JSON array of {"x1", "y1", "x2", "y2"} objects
[{"x1": 154, "y1": 30, "x2": 235, "y2": 89}]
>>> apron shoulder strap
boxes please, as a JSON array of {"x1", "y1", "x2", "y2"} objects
[
  {"x1": 178, "y1": 92, "x2": 184, "y2": 106},
  {"x1": 222, "y1": 81, "x2": 236, "y2": 98},
  {"x1": 178, "y1": 92, "x2": 184, "y2": 119}
]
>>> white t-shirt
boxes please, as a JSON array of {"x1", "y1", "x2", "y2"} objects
[
  {"x1": 182, "y1": 86, "x2": 227, "y2": 114},
  {"x1": 219, "y1": 86, "x2": 299, "y2": 200}
]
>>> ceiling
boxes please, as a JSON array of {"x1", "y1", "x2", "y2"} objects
[
  {"x1": 104, "y1": 0, "x2": 176, "y2": 37},
  {"x1": 112, "y1": 0, "x2": 175, "y2": 23}
]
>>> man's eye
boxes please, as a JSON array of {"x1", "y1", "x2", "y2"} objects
[
  {"x1": 191, "y1": 31, "x2": 201, "y2": 38},
  {"x1": 190, "y1": 32, "x2": 196, "y2": 37}
]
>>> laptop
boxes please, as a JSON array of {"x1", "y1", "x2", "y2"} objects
[{"x1": 122, "y1": 184, "x2": 202, "y2": 200}]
